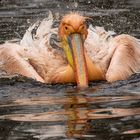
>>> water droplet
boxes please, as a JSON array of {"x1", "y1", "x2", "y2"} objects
[
  {"x1": 27, "y1": 19, "x2": 30, "y2": 24},
  {"x1": 57, "y1": 4, "x2": 60, "y2": 8},
  {"x1": 74, "y1": 2, "x2": 78, "y2": 8},
  {"x1": 88, "y1": 0, "x2": 91, "y2": 4}
]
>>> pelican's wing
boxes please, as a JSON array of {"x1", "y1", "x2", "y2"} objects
[
  {"x1": 85, "y1": 25, "x2": 140, "y2": 82},
  {"x1": 20, "y1": 11, "x2": 58, "y2": 48},
  {"x1": 85, "y1": 25, "x2": 117, "y2": 73},
  {"x1": 106, "y1": 35, "x2": 140, "y2": 82},
  {"x1": 19, "y1": 12, "x2": 68, "y2": 83}
]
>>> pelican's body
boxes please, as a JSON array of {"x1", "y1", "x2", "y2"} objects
[{"x1": 0, "y1": 13, "x2": 140, "y2": 86}]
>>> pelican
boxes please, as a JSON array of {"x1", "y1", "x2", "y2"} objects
[{"x1": 0, "y1": 12, "x2": 140, "y2": 87}]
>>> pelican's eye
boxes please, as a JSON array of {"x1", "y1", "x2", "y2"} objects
[{"x1": 65, "y1": 26, "x2": 68, "y2": 30}]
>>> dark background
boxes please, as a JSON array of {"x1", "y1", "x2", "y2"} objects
[{"x1": 0, "y1": 0, "x2": 140, "y2": 43}]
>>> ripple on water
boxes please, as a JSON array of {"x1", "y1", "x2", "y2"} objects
[{"x1": 0, "y1": 82, "x2": 140, "y2": 139}]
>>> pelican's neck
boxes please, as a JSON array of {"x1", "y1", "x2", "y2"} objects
[{"x1": 84, "y1": 52, "x2": 105, "y2": 81}]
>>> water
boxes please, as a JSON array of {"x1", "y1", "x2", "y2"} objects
[{"x1": 0, "y1": 0, "x2": 140, "y2": 140}]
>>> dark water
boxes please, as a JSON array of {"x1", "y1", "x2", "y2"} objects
[{"x1": 0, "y1": 0, "x2": 140, "y2": 140}]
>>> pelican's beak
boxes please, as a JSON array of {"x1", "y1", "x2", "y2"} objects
[{"x1": 66, "y1": 33, "x2": 88, "y2": 88}]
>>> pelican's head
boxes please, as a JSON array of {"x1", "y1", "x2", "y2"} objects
[{"x1": 59, "y1": 13, "x2": 89, "y2": 88}]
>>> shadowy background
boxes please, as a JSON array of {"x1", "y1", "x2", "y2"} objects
[{"x1": 0, "y1": 0, "x2": 140, "y2": 44}]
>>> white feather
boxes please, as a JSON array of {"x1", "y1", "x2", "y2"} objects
[{"x1": 20, "y1": 11, "x2": 55, "y2": 48}]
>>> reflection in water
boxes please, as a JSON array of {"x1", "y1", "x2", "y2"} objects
[
  {"x1": 0, "y1": 93, "x2": 140, "y2": 139},
  {"x1": 1, "y1": 107, "x2": 140, "y2": 122},
  {"x1": 1, "y1": 95, "x2": 140, "y2": 107},
  {"x1": 123, "y1": 129, "x2": 140, "y2": 134}
]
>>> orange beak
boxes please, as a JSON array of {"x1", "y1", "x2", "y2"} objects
[{"x1": 67, "y1": 33, "x2": 88, "y2": 88}]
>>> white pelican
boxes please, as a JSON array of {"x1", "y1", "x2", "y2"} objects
[{"x1": 0, "y1": 12, "x2": 140, "y2": 87}]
